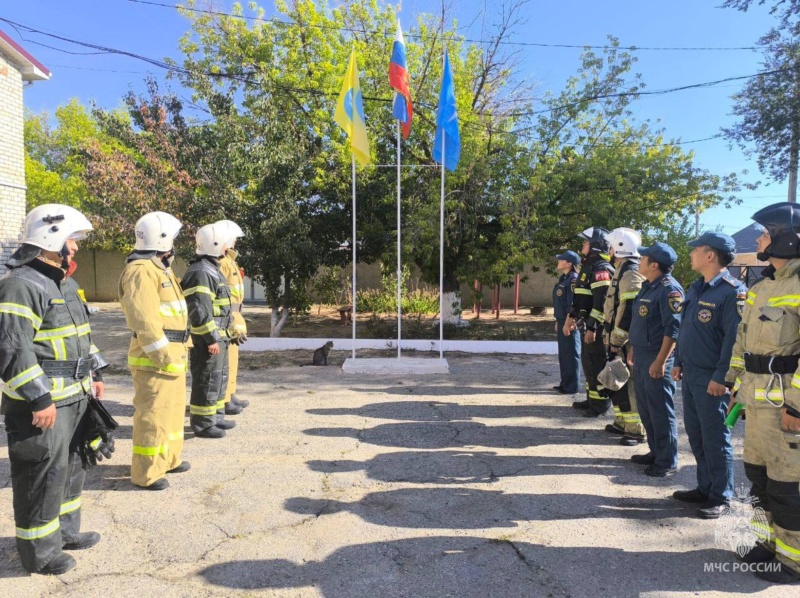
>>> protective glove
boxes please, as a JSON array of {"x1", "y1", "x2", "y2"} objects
[
  {"x1": 80, "y1": 395, "x2": 119, "y2": 468},
  {"x1": 86, "y1": 434, "x2": 115, "y2": 467},
  {"x1": 232, "y1": 333, "x2": 248, "y2": 346}
]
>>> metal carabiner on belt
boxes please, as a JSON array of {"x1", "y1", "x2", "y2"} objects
[{"x1": 764, "y1": 357, "x2": 786, "y2": 408}]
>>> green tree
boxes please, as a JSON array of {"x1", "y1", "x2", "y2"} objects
[
  {"x1": 24, "y1": 99, "x2": 104, "y2": 209},
  {"x1": 722, "y1": 28, "x2": 800, "y2": 201}
]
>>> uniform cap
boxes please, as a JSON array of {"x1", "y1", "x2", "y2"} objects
[
  {"x1": 638, "y1": 242, "x2": 678, "y2": 268},
  {"x1": 687, "y1": 231, "x2": 736, "y2": 253},
  {"x1": 556, "y1": 250, "x2": 581, "y2": 266}
]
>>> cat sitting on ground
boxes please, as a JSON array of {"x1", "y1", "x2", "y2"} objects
[{"x1": 302, "y1": 341, "x2": 334, "y2": 366}]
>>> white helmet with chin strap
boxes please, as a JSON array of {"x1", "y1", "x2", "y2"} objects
[
  {"x1": 134, "y1": 211, "x2": 182, "y2": 252},
  {"x1": 22, "y1": 204, "x2": 93, "y2": 252},
  {"x1": 215, "y1": 219, "x2": 244, "y2": 247},
  {"x1": 195, "y1": 222, "x2": 229, "y2": 256},
  {"x1": 607, "y1": 227, "x2": 642, "y2": 258}
]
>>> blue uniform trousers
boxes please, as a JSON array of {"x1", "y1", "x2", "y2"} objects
[
  {"x1": 681, "y1": 366, "x2": 734, "y2": 503},
  {"x1": 556, "y1": 318, "x2": 581, "y2": 393},
  {"x1": 632, "y1": 349, "x2": 678, "y2": 470}
]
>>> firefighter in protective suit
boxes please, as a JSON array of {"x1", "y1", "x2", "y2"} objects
[
  {"x1": 215, "y1": 220, "x2": 249, "y2": 415},
  {"x1": 565, "y1": 227, "x2": 615, "y2": 417},
  {"x1": 182, "y1": 223, "x2": 235, "y2": 438},
  {"x1": 603, "y1": 227, "x2": 647, "y2": 446},
  {"x1": 725, "y1": 202, "x2": 800, "y2": 584},
  {"x1": 1, "y1": 204, "x2": 108, "y2": 575},
  {"x1": 118, "y1": 212, "x2": 190, "y2": 491}
]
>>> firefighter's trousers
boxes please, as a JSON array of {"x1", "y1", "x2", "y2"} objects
[
  {"x1": 131, "y1": 369, "x2": 186, "y2": 487},
  {"x1": 744, "y1": 406, "x2": 800, "y2": 574},
  {"x1": 189, "y1": 341, "x2": 229, "y2": 432},
  {"x1": 5, "y1": 394, "x2": 87, "y2": 572},
  {"x1": 610, "y1": 345, "x2": 646, "y2": 436},
  {"x1": 224, "y1": 341, "x2": 239, "y2": 404},
  {"x1": 581, "y1": 330, "x2": 611, "y2": 414}
]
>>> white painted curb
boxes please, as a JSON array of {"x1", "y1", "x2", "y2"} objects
[{"x1": 239, "y1": 338, "x2": 558, "y2": 355}]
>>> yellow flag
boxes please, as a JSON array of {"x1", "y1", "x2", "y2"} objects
[{"x1": 335, "y1": 49, "x2": 370, "y2": 166}]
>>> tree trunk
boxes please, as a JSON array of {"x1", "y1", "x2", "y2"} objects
[
  {"x1": 791, "y1": 66, "x2": 800, "y2": 203},
  {"x1": 270, "y1": 276, "x2": 291, "y2": 337}
]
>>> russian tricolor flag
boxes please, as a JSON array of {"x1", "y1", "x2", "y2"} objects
[{"x1": 389, "y1": 20, "x2": 413, "y2": 139}]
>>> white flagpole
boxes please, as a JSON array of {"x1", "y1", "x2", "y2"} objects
[
  {"x1": 351, "y1": 154, "x2": 357, "y2": 360},
  {"x1": 397, "y1": 121, "x2": 402, "y2": 359},
  {"x1": 439, "y1": 53, "x2": 446, "y2": 360}
]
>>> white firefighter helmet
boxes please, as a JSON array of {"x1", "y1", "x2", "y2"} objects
[
  {"x1": 195, "y1": 222, "x2": 229, "y2": 256},
  {"x1": 22, "y1": 204, "x2": 93, "y2": 252},
  {"x1": 134, "y1": 211, "x2": 182, "y2": 252},
  {"x1": 215, "y1": 219, "x2": 244, "y2": 247},
  {"x1": 607, "y1": 227, "x2": 642, "y2": 258}
]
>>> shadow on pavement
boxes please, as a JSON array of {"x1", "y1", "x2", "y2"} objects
[
  {"x1": 307, "y1": 451, "x2": 630, "y2": 484},
  {"x1": 284, "y1": 488, "x2": 689, "y2": 528},
  {"x1": 199, "y1": 536, "x2": 767, "y2": 597},
  {"x1": 304, "y1": 421, "x2": 613, "y2": 449},
  {"x1": 307, "y1": 400, "x2": 576, "y2": 421},
  {"x1": 0, "y1": 535, "x2": 28, "y2": 579}
]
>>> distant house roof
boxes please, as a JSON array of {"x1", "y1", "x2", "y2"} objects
[
  {"x1": 0, "y1": 29, "x2": 50, "y2": 81},
  {"x1": 732, "y1": 223, "x2": 762, "y2": 254}
]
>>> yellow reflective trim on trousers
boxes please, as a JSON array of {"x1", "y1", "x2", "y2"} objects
[
  {"x1": 588, "y1": 390, "x2": 602, "y2": 399},
  {"x1": 733, "y1": 377, "x2": 742, "y2": 393},
  {"x1": 776, "y1": 539, "x2": 800, "y2": 560},
  {"x1": 215, "y1": 398, "x2": 226, "y2": 410},
  {"x1": 752, "y1": 521, "x2": 774, "y2": 542},
  {"x1": 127, "y1": 356, "x2": 187, "y2": 373},
  {"x1": 182, "y1": 286, "x2": 214, "y2": 297},
  {"x1": 0, "y1": 302, "x2": 42, "y2": 329},
  {"x1": 622, "y1": 413, "x2": 641, "y2": 423},
  {"x1": 746, "y1": 291, "x2": 756, "y2": 306},
  {"x1": 754, "y1": 388, "x2": 783, "y2": 404},
  {"x1": 60, "y1": 497, "x2": 81, "y2": 516},
  {"x1": 16, "y1": 517, "x2": 59, "y2": 541},
  {"x1": 159, "y1": 300, "x2": 187, "y2": 317},
  {"x1": 132, "y1": 443, "x2": 169, "y2": 457},
  {"x1": 190, "y1": 404, "x2": 218, "y2": 416},
  {"x1": 613, "y1": 406, "x2": 621, "y2": 415},
  {"x1": 34, "y1": 324, "x2": 80, "y2": 341},
  {"x1": 590, "y1": 309, "x2": 604, "y2": 322},
  {"x1": 620, "y1": 292, "x2": 638, "y2": 301},
  {"x1": 90, "y1": 344, "x2": 100, "y2": 354},
  {"x1": 191, "y1": 321, "x2": 217, "y2": 335},
  {"x1": 590, "y1": 280, "x2": 611, "y2": 289},
  {"x1": 767, "y1": 295, "x2": 800, "y2": 308},
  {"x1": 792, "y1": 374, "x2": 800, "y2": 390},
  {"x1": 6, "y1": 364, "x2": 46, "y2": 390},
  {"x1": 574, "y1": 288, "x2": 592, "y2": 296}
]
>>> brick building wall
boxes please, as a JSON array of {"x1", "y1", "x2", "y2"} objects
[{"x1": 0, "y1": 49, "x2": 26, "y2": 275}]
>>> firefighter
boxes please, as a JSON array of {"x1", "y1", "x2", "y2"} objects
[
  {"x1": 1, "y1": 204, "x2": 107, "y2": 575},
  {"x1": 564, "y1": 227, "x2": 615, "y2": 417},
  {"x1": 215, "y1": 220, "x2": 249, "y2": 415},
  {"x1": 628, "y1": 242, "x2": 684, "y2": 478},
  {"x1": 552, "y1": 250, "x2": 581, "y2": 395},
  {"x1": 182, "y1": 222, "x2": 235, "y2": 438},
  {"x1": 725, "y1": 202, "x2": 800, "y2": 584},
  {"x1": 603, "y1": 227, "x2": 647, "y2": 446},
  {"x1": 672, "y1": 232, "x2": 744, "y2": 519},
  {"x1": 118, "y1": 212, "x2": 190, "y2": 491}
]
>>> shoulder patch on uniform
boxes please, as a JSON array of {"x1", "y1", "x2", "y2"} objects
[
  {"x1": 593, "y1": 270, "x2": 611, "y2": 282},
  {"x1": 668, "y1": 294, "x2": 682, "y2": 313},
  {"x1": 722, "y1": 274, "x2": 738, "y2": 287}
]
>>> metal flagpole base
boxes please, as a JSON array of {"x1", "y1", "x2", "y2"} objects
[{"x1": 342, "y1": 357, "x2": 449, "y2": 375}]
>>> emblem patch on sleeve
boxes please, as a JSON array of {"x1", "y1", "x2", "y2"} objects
[{"x1": 668, "y1": 291, "x2": 683, "y2": 313}]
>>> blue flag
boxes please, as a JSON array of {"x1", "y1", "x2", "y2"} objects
[{"x1": 433, "y1": 51, "x2": 460, "y2": 172}]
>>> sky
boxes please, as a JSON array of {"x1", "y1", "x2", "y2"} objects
[{"x1": 0, "y1": 0, "x2": 786, "y2": 236}]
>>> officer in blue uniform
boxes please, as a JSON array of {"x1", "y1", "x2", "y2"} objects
[
  {"x1": 672, "y1": 232, "x2": 745, "y2": 518},
  {"x1": 553, "y1": 251, "x2": 581, "y2": 394},
  {"x1": 628, "y1": 242, "x2": 684, "y2": 477}
]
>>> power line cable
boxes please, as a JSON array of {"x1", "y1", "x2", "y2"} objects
[{"x1": 125, "y1": 0, "x2": 764, "y2": 51}]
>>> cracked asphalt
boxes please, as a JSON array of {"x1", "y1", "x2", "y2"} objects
[{"x1": 0, "y1": 305, "x2": 795, "y2": 597}]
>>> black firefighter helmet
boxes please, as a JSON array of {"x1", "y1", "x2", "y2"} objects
[
  {"x1": 752, "y1": 202, "x2": 800, "y2": 261},
  {"x1": 578, "y1": 227, "x2": 611, "y2": 254}
]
